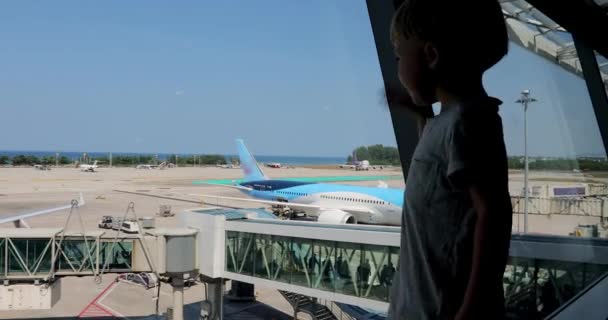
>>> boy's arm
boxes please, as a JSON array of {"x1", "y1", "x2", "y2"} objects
[
  {"x1": 455, "y1": 185, "x2": 512, "y2": 320},
  {"x1": 383, "y1": 85, "x2": 433, "y2": 138},
  {"x1": 446, "y1": 108, "x2": 512, "y2": 319}
]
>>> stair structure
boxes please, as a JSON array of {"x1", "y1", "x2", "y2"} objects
[{"x1": 279, "y1": 290, "x2": 337, "y2": 320}]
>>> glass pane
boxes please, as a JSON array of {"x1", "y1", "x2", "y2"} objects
[
  {"x1": 387, "y1": 246, "x2": 400, "y2": 304},
  {"x1": 8, "y1": 239, "x2": 28, "y2": 274},
  {"x1": 270, "y1": 236, "x2": 292, "y2": 284},
  {"x1": 225, "y1": 231, "x2": 238, "y2": 273},
  {"x1": 98, "y1": 241, "x2": 132, "y2": 271},
  {"x1": 311, "y1": 240, "x2": 336, "y2": 292},
  {"x1": 498, "y1": 1, "x2": 608, "y2": 235},
  {"x1": 504, "y1": 257, "x2": 608, "y2": 318},
  {"x1": 497, "y1": 2, "x2": 608, "y2": 317},
  {"x1": 58, "y1": 240, "x2": 95, "y2": 272},
  {"x1": 28, "y1": 239, "x2": 52, "y2": 273},
  {"x1": 232, "y1": 232, "x2": 254, "y2": 276},
  {"x1": 290, "y1": 238, "x2": 313, "y2": 288},
  {"x1": 595, "y1": 51, "x2": 608, "y2": 98},
  {"x1": 361, "y1": 244, "x2": 392, "y2": 302},
  {"x1": 0, "y1": 239, "x2": 4, "y2": 276},
  {"x1": 253, "y1": 234, "x2": 272, "y2": 279},
  {"x1": 335, "y1": 242, "x2": 361, "y2": 297}
]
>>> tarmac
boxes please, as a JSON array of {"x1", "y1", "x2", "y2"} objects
[
  {"x1": 0, "y1": 165, "x2": 401, "y2": 319},
  {"x1": 0, "y1": 165, "x2": 606, "y2": 318}
]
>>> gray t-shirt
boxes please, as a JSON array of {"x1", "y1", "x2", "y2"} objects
[{"x1": 388, "y1": 97, "x2": 509, "y2": 319}]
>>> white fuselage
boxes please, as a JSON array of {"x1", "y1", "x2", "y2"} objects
[{"x1": 244, "y1": 182, "x2": 404, "y2": 226}]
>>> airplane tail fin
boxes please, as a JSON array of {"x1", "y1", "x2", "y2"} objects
[
  {"x1": 236, "y1": 139, "x2": 267, "y2": 181},
  {"x1": 353, "y1": 151, "x2": 358, "y2": 163},
  {"x1": 93, "y1": 160, "x2": 98, "y2": 166}
]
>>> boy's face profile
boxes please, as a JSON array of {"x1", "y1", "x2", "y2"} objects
[{"x1": 393, "y1": 36, "x2": 438, "y2": 106}]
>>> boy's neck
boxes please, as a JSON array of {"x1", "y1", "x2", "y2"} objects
[{"x1": 436, "y1": 77, "x2": 488, "y2": 112}]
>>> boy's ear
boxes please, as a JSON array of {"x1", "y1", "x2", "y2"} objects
[{"x1": 423, "y1": 42, "x2": 439, "y2": 70}]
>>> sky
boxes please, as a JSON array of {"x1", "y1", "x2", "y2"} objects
[{"x1": 0, "y1": 0, "x2": 605, "y2": 158}]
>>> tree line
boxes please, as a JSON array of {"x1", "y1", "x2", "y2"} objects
[
  {"x1": 347, "y1": 144, "x2": 401, "y2": 166},
  {"x1": 508, "y1": 157, "x2": 608, "y2": 171},
  {"x1": 340, "y1": 146, "x2": 608, "y2": 171},
  {"x1": 1, "y1": 155, "x2": 72, "y2": 166},
  {"x1": 0, "y1": 154, "x2": 228, "y2": 166}
]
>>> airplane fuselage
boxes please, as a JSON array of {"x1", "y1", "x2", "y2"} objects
[{"x1": 239, "y1": 180, "x2": 404, "y2": 226}]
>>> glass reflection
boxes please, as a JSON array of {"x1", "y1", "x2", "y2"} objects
[{"x1": 224, "y1": 231, "x2": 608, "y2": 311}]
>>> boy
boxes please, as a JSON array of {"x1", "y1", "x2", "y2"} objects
[{"x1": 387, "y1": 0, "x2": 513, "y2": 319}]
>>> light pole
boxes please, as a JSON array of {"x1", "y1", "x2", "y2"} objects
[{"x1": 515, "y1": 89, "x2": 537, "y2": 233}]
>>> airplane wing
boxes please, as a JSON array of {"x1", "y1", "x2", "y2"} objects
[
  {"x1": 0, "y1": 193, "x2": 85, "y2": 226},
  {"x1": 186, "y1": 193, "x2": 373, "y2": 214}
]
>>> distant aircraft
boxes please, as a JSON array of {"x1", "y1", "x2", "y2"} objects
[
  {"x1": 217, "y1": 163, "x2": 240, "y2": 169},
  {"x1": 340, "y1": 152, "x2": 371, "y2": 171},
  {"x1": 265, "y1": 162, "x2": 282, "y2": 169},
  {"x1": 0, "y1": 193, "x2": 85, "y2": 228},
  {"x1": 34, "y1": 164, "x2": 51, "y2": 171},
  {"x1": 190, "y1": 139, "x2": 404, "y2": 226},
  {"x1": 136, "y1": 164, "x2": 158, "y2": 170},
  {"x1": 80, "y1": 160, "x2": 99, "y2": 172}
]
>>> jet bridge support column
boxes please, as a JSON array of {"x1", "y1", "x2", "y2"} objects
[
  {"x1": 172, "y1": 275, "x2": 185, "y2": 320},
  {"x1": 200, "y1": 276, "x2": 224, "y2": 320}
]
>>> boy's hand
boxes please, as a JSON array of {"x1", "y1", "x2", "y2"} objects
[{"x1": 382, "y1": 84, "x2": 434, "y2": 119}]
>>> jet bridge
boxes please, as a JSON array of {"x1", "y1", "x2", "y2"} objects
[
  {"x1": 0, "y1": 228, "x2": 135, "y2": 281},
  {"x1": 2, "y1": 207, "x2": 606, "y2": 318},
  {"x1": 182, "y1": 207, "x2": 608, "y2": 319}
]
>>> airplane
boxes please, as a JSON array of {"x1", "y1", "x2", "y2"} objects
[
  {"x1": 265, "y1": 162, "x2": 281, "y2": 168},
  {"x1": 136, "y1": 164, "x2": 158, "y2": 170},
  {"x1": 136, "y1": 161, "x2": 170, "y2": 170},
  {"x1": 217, "y1": 163, "x2": 240, "y2": 169},
  {"x1": 339, "y1": 152, "x2": 372, "y2": 171},
  {"x1": 0, "y1": 193, "x2": 85, "y2": 228},
  {"x1": 80, "y1": 160, "x2": 99, "y2": 172},
  {"x1": 190, "y1": 139, "x2": 404, "y2": 226}
]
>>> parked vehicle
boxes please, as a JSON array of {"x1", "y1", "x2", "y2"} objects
[
  {"x1": 157, "y1": 205, "x2": 174, "y2": 217},
  {"x1": 98, "y1": 216, "x2": 114, "y2": 229},
  {"x1": 121, "y1": 220, "x2": 139, "y2": 233}
]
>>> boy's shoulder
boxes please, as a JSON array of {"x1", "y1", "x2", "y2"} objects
[
  {"x1": 444, "y1": 96, "x2": 503, "y2": 133},
  {"x1": 454, "y1": 96, "x2": 502, "y2": 116}
]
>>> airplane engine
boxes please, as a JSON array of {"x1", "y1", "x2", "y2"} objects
[{"x1": 317, "y1": 209, "x2": 356, "y2": 224}]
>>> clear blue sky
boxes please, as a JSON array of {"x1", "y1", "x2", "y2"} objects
[{"x1": 0, "y1": 1, "x2": 605, "y2": 158}]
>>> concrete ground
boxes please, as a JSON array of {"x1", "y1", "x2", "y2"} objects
[
  {"x1": 0, "y1": 165, "x2": 606, "y2": 319},
  {"x1": 0, "y1": 166, "x2": 401, "y2": 319}
]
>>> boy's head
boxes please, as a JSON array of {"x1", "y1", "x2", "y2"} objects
[{"x1": 390, "y1": 0, "x2": 508, "y2": 105}]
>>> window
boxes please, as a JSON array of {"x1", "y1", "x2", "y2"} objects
[
  {"x1": 490, "y1": 1, "x2": 608, "y2": 236},
  {"x1": 594, "y1": 50, "x2": 608, "y2": 98},
  {"x1": 485, "y1": 2, "x2": 608, "y2": 317}
]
